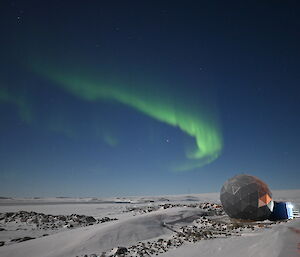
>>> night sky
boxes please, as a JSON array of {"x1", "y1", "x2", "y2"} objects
[{"x1": 0, "y1": 1, "x2": 299, "y2": 197}]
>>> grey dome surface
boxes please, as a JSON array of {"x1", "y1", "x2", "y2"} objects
[{"x1": 220, "y1": 174, "x2": 274, "y2": 221}]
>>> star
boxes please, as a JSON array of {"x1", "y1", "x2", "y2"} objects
[{"x1": 16, "y1": 16, "x2": 22, "y2": 24}]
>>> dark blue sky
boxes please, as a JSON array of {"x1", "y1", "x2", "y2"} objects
[{"x1": 0, "y1": 1, "x2": 299, "y2": 197}]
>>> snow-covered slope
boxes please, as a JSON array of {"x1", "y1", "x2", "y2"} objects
[
  {"x1": 161, "y1": 218, "x2": 300, "y2": 257},
  {"x1": 0, "y1": 207, "x2": 206, "y2": 257},
  {"x1": 0, "y1": 190, "x2": 299, "y2": 257}
]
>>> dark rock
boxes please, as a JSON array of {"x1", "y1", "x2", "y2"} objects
[
  {"x1": 10, "y1": 236, "x2": 35, "y2": 243},
  {"x1": 5, "y1": 212, "x2": 14, "y2": 217},
  {"x1": 86, "y1": 216, "x2": 96, "y2": 223},
  {"x1": 115, "y1": 246, "x2": 128, "y2": 255},
  {"x1": 58, "y1": 215, "x2": 66, "y2": 221},
  {"x1": 31, "y1": 217, "x2": 38, "y2": 224},
  {"x1": 0, "y1": 213, "x2": 5, "y2": 220},
  {"x1": 0, "y1": 241, "x2": 5, "y2": 247}
]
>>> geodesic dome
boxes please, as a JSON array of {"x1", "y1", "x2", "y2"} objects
[{"x1": 220, "y1": 174, "x2": 274, "y2": 221}]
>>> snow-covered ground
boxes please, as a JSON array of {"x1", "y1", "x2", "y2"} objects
[{"x1": 0, "y1": 190, "x2": 299, "y2": 257}]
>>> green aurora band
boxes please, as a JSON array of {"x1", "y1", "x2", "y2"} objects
[
  {"x1": 36, "y1": 68, "x2": 223, "y2": 171},
  {"x1": 0, "y1": 87, "x2": 33, "y2": 124}
]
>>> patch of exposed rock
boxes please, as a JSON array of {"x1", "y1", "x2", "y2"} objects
[{"x1": 0, "y1": 211, "x2": 118, "y2": 247}]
